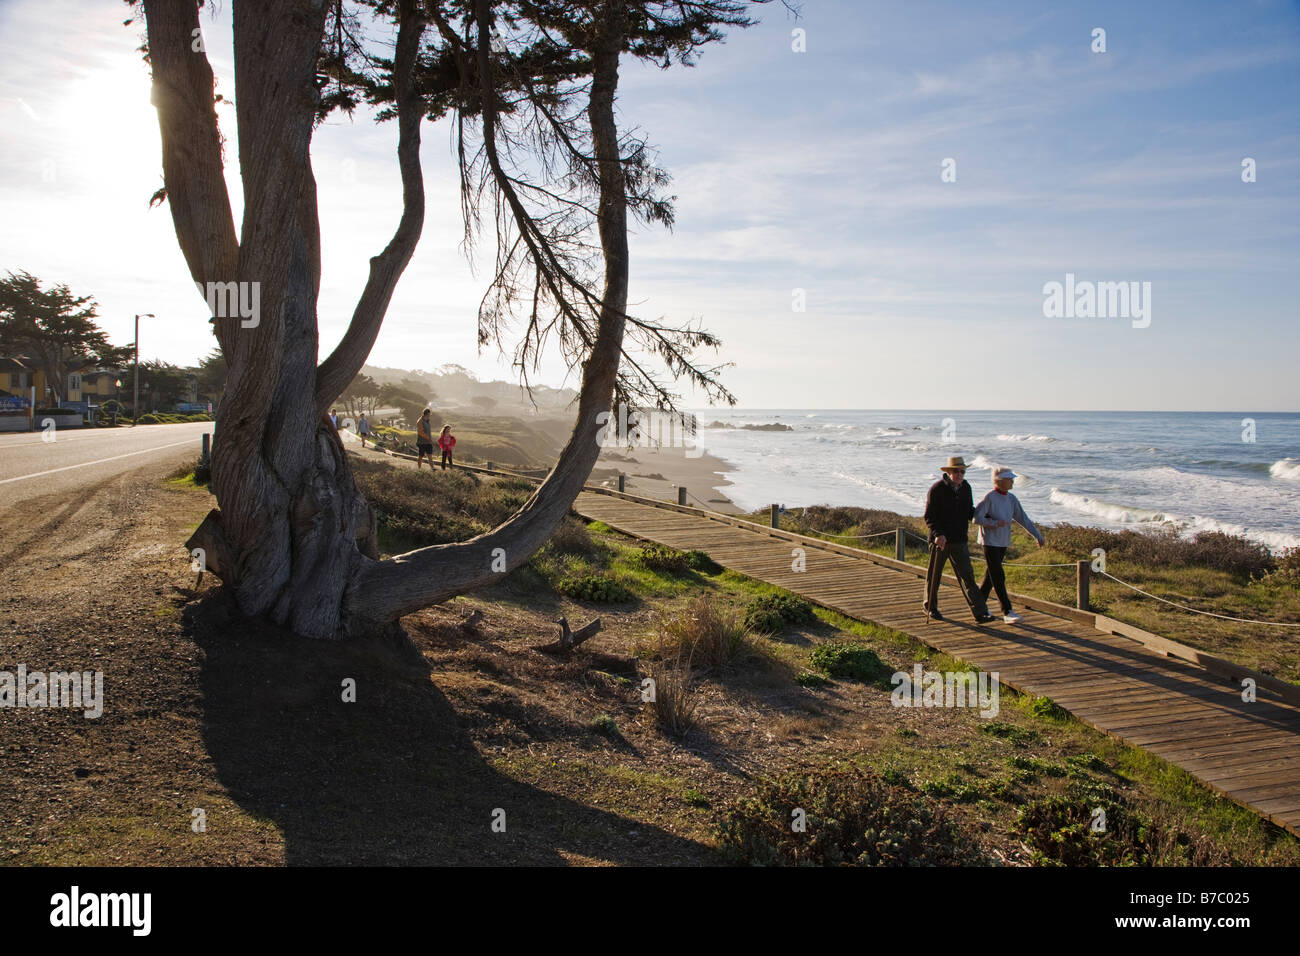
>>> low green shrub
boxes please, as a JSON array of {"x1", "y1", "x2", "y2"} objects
[
  {"x1": 683, "y1": 788, "x2": 710, "y2": 809},
  {"x1": 1013, "y1": 779, "x2": 1221, "y2": 866},
  {"x1": 557, "y1": 574, "x2": 633, "y2": 603},
  {"x1": 636, "y1": 543, "x2": 690, "y2": 575},
  {"x1": 590, "y1": 714, "x2": 618, "y2": 736},
  {"x1": 683, "y1": 549, "x2": 722, "y2": 574},
  {"x1": 1008, "y1": 755, "x2": 1068, "y2": 778},
  {"x1": 744, "y1": 592, "x2": 816, "y2": 633},
  {"x1": 808, "y1": 641, "x2": 891, "y2": 683},
  {"x1": 979, "y1": 722, "x2": 1041, "y2": 747},
  {"x1": 716, "y1": 765, "x2": 987, "y2": 866},
  {"x1": 1025, "y1": 695, "x2": 1068, "y2": 721},
  {"x1": 745, "y1": 606, "x2": 786, "y2": 634}
]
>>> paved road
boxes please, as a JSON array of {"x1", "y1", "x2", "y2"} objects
[{"x1": 0, "y1": 422, "x2": 212, "y2": 507}]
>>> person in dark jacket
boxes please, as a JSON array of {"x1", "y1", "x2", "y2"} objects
[{"x1": 922, "y1": 456, "x2": 995, "y2": 623}]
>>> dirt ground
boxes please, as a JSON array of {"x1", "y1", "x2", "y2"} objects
[{"x1": 10, "y1": 458, "x2": 1274, "y2": 866}]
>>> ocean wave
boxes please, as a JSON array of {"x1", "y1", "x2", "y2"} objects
[
  {"x1": 1270, "y1": 458, "x2": 1300, "y2": 481},
  {"x1": 1171, "y1": 513, "x2": 1300, "y2": 553},
  {"x1": 830, "y1": 471, "x2": 925, "y2": 509},
  {"x1": 875, "y1": 427, "x2": 905, "y2": 436},
  {"x1": 969, "y1": 454, "x2": 998, "y2": 471},
  {"x1": 1049, "y1": 489, "x2": 1171, "y2": 525},
  {"x1": 1049, "y1": 488, "x2": 1300, "y2": 552},
  {"x1": 996, "y1": 433, "x2": 1056, "y2": 443}
]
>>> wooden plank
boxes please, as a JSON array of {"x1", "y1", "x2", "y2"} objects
[
  {"x1": 1097, "y1": 614, "x2": 1300, "y2": 707},
  {"x1": 564, "y1": 490, "x2": 1300, "y2": 837},
  {"x1": 1175, "y1": 743, "x2": 1300, "y2": 774}
]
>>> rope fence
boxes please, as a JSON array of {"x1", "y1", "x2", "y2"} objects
[
  {"x1": 673, "y1": 485, "x2": 1300, "y2": 627},
  {"x1": 1097, "y1": 571, "x2": 1300, "y2": 627},
  {"x1": 342, "y1": 443, "x2": 1300, "y2": 631}
]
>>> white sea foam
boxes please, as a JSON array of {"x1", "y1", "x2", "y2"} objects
[
  {"x1": 1270, "y1": 458, "x2": 1300, "y2": 481},
  {"x1": 1050, "y1": 488, "x2": 1300, "y2": 552},
  {"x1": 1171, "y1": 513, "x2": 1300, "y2": 553},
  {"x1": 1049, "y1": 489, "x2": 1170, "y2": 525},
  {"x1": 831, "y1": 471, "x2": 925, "y2": 509},
  {"x1": 875, "y1": 427, "x2": 905, "y2": 436},
  {"x1": 996, "y1": 433, "x2": 1056, "y2": 442}
]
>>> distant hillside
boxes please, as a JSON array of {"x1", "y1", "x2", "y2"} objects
[{"x1": 361, "y1": 363, "x2": 578, "y2": 416}]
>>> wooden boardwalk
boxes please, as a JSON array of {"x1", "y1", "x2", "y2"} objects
[{"x1": 572, "y1": 488, "x2": 1300, "y2": 837}]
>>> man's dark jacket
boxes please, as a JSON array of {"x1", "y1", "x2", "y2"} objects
[{"x1": 924, "y1": 475, "x2": 974, "y2": 543}]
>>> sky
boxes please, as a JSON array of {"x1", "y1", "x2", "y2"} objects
[{"x1": 0, "y1": 0, "x2": 1297, "y2": 411}]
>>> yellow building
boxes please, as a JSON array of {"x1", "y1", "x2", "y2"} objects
[{"x1": 0, "y1": 356, "x2": 126, "y2": 407}]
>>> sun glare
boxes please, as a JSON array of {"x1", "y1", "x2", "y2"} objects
[{"x1": 51, "y1": 58, "x2": 162, "y2": 186}]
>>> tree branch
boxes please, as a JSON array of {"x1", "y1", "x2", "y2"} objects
[
  {"x1": 141, "y1": 0, "x2": 240, "y2": 352},
  {"x1": 315, "y1": 0, "x2": 428, "y2": 414},
  {"x1": 341, "y1": 0, "x2": 631, "y2": 635}
]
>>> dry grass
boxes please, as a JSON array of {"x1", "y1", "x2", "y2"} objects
[
  {"x1": 647, "y1": 595, "x2": 753, "y2": 671},
  {"x1": 647, "y1": 642, "x2": 699, "y2": 738}
]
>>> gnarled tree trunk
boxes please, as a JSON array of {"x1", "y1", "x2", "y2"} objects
[{"x1": 145, "y1": 0, "x2": 631, "y2": 639}]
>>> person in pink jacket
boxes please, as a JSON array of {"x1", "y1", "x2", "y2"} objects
[{"x1": 437, "y1": 424, "x2": 456, "y2": 470}]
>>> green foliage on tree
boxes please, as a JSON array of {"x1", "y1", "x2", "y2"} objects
[
  {"x1": 0, "y1": 271, "x2": 132, "y2": 406},
  {"x1": 193, "y1": 347, "x2": 228, "y2": 407}
]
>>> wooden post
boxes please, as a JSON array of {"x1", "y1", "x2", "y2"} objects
[
  {"x1": 895, "y1": 528, "x2": 906, "y2": 562},
  {"x1": 486, "y1": 460, "x2": 493, "y2": 471},
  {"x1": 677, "y1": 486, "x2": 687, "y2": 506},
  {"x1": 1077, "y1": 560, "x2": 1090, "y2": 611},
  {"x1": 201, "y1": 433, "x2": 210, "y2": 465},
  {"x1": 617, "y1": 474, "x2": 625, "y2": 493},
  {"x1": 770, "y1": 504, "x2": 780, "y2": 529}
]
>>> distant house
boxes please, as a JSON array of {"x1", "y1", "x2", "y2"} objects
[
  {"x1": 71, "y1": 368, "x2": 128, "y2": 405},
  {"x1": 0, "y1": 354, "x2": 128, "y2": 415},
  {"x1": 0, "y1": 356, "x2": 34, "y2": 392}
]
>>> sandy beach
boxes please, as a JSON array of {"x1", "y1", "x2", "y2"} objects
[{"x1": 593, "y1": 445, "x2": 742, "y2": 514}]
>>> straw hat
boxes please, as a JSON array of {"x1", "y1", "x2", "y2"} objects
[{"x1": 940, "y1": 456, "x2": 968, "y2": 472}]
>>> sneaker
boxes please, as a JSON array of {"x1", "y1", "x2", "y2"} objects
[
  {"x1": 1003, "y1": 612, "x2": 1023, "y2": 624},
  {"x1": 974, "y1": 612, "x2": 997, "y2": 624}
]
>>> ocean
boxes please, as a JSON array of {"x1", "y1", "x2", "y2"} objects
[{"x1": 686, "y1": 410, "x2": 1300, "y2": 553}]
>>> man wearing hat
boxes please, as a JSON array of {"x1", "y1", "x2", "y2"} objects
[{"x1": 922, "y1": 456, "x2": 995, "y2": 623}]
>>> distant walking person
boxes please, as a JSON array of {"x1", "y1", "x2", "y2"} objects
[
  {"x1": 974, "y1": 467, "x2": 1045, "y2": 624},
  {"x1": 357, "y1": 412, "x2": 370, "y2": 448},
  {"x1": 416, "y1": 408, "x2": 435, "y2": 469},
  {"x1": 330, "y1": 408, "x2": 339, "y2": 429},
  {"x1": 438, "y1": 424, "x2": 456, "y2": 470},
  {"x1": 923, "y1": 456, "x2": 996, "y2": 624}
]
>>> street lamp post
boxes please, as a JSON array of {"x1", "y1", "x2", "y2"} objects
[
  {"x1": 114, "y1": 378, "x2": 121, "y2": 426},
  {"x1": 132, "y1": 313, "x2": 154, "y2": 426}
]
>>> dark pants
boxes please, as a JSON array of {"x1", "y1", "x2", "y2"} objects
[
  {"x1": 925, "y1": 539, "x2": 990, "y2": 618},
  {"x1": 979, "y1": 545, "x2": 1012, "y2": 614},
  {"x1": 440, "y1": 450, "x2": 452, "y2": 470}
]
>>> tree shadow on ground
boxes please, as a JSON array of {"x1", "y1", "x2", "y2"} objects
[{"x1": 183, "y1": 590, "x2": 717, "y2": 865}]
